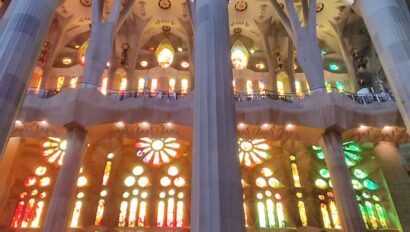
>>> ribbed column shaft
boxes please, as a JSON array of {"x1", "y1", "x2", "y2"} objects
[
  {"x1": 0, "y1": 0, "x2": 60, "y2": 158},
  {"x1": 191, "y1": 0, "x2": 245, "y2": 231},
  {"x1": 322, "y1": 130, "x2": 366, "y2": 231},
  {"x1": 356, "y1": 0, "x2": 410, "y2": 129},
  {"x1": 42, "y1": 125, "x2": 88, "y2": 232}
]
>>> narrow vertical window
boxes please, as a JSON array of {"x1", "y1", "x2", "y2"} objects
[
  {"x1": 94, "y1": 199, "x2": 105, "y2": 225},
  {"x1": 151, "y1": 79, "x2": 158, "y2": 93},
  {"x1": 176, "y1": 201, "x2": 184, "y2": 227},
  {"x1": 157, "y1": 201, "x2": 165, "y2": 227},
  {"x1": 70, "y1": 201, "x2": 82, "y2": 228},
  {"x1": 181, "y1": 79, "x2": 188, "y2": 95},
  {"x1": 128, "y1": 198, "x2": 138, "y2": 227},
  {"x1": 118, "y1": 201, "x2": 128, "y2": 227},
  {"x1": 10, "y1": 201, "x2": 25, "y2": 228},
  {"x1": 120, "y1": 78, "x2": 127, "y2": 92},
  {"x1": 169, "y1": 79, "x2": 176, "y2": 93},
  {"x1": 56, "y1": 76, "x2": 65, "y2": 91},
  {"x1": 257, "y1": 202, "x2": 267, "y2": 228},
  {"x1": 138, "y1": 78, "x2": 145, "y2": 93},
  {"x1": 21, "y1": 199, "x2": 35, "y2": 228},
  {"x1": 320, "y1": 203, "x2": 332, "y2": 229}
]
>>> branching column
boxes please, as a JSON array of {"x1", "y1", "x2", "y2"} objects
[
  {"x1": 374, "y1": 141, "x2": 410, "y2": 231},
  {"x1": 322, "y1": 130, "x2": 366, "y2": 231},
  {"x1": 355, "y1": 0, "x2": 410, "y2": 130},
  {"x1": 42, "y1": 125, "x2": 88, "y2": 232},
  {"x1": 190, "y1": 0, "x2": 245, "y2": 231},
  {"x1": 0, "y1": 0, "x2": 60, "y2": 160}
]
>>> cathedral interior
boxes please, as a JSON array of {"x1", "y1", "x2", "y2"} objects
[{"x1": 0, "y1": 0, "x2": 410, "y2": 231}]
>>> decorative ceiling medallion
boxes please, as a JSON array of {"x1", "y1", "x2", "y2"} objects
[
  {"x1": 162, "y1": 25, "x2": 171, "y2": 32},
  {"x1": 159, "y1": 0, "x2": 171, "y2": 9},
  {"x1": 235, "y1": 0, "x2": 248, "y2": 12},
  {"x1": 316, "y1": 2, "x2": 324, "y2": 12},
  {"x1": 80, "y1": 0, "x2": 92, "y2": 7},
  {"x1": 234, "y1": 27, "x2": 242, "y2": 34}
]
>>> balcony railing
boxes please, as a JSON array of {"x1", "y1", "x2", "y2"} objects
[
  {"x1": 235, "y1": 88, "x2": 396, "y2": 105},
  {"x1": 26, "y1": 84, "x2": 396, "y2": 105}
]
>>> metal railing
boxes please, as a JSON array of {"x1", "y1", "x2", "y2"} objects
[
  {"x1": 26, "y1": 84, "x2": 396, "y2": 105},
  {"x1": 234, "y1": 87, "x2": 396, "y2": 105}
]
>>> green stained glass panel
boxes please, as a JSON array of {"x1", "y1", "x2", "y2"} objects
[
  {"x1": 353, "y1": 169, "x2": 368, "y2": 179},
  {"x1": 363, "y1": 179, "x2": 380, "y2": 191},
  {"x1": 319, "y1": 169, "x2": 330, "y2": 179},
  {"x1": 344, "y1": 151, "x2": 362, "y2": 161}
]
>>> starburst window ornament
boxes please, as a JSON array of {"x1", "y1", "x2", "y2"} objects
[
  {"x1": 238, "y1": 138, "x2": 270, "y2": 167},
  {"x1": 135, "y1": 137, "x2": 180, "y2": 166},
  {"x1": 42, "y1": 137, "x2": 67, "y2": 166}
]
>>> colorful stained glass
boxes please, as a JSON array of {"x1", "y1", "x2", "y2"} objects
[
  {"x1": 70, "y1": 201, "x2": 82, "y2": 228},
  {"x1": 238, "y1": 138, "x2": 270, "y2": 167},
  {"x1": 363, "y1": 179, "x2": 380, "y2": 191},
  {"x1": 118, "y1": 201, "x2": 128, "y2": 227},
  {"x1": 10, "y1": 201, "x2": 25, "y2": 228},
  {"x1": 95, "y1": 199, "x2": 105, "y2": 226},
  {"x1": 231, "y1": 40, "x2": 249, "y2": 69},
  {"x1": 320, "y1": 203, "x2": 332, "y2": 229},
  {"x1": 298, "y1": 201, "x2": 308, "y2": 226},
  {"x1": 167, "y1": 198, "x2": 175, "y2": 227},
  {"x1": 315, "y1": 179, "x2": 328, "y2": 189},
  {"x1": 42, "y1": 137, "x2": 67, "y2": 166},
  {"x1": 319, "y1": 168, "x2": 330, "y2": 179},
  {"x1": 157, "y1": 201, "x2": 165, "y2": 227},
  {"x1": 329, "y1": 200, "x2": 341, "y2": 229},
  {"x1": 365, "y1": 201, "x2": 379, "y2": 229},
  {"x1": 291, "y1": 162, "x2": 301, "y2": 187},
  {"x1": 21, "y1": 199, "x2": 35, "y2": 228},
  {"x1": 276, "y1": 202, "x2": 286, "y2": 228},
  {"x1": 156, "y1": 41, "x2": 175, "y2": 68},
  {"x1": 257, "y1": 202, "x2": 267, "y2": 228},
  {"x1": 138, "y1": 201, "x2": 147, "y2": 226},
  {"x1": 128, "y1": 198, "x2": 138, "y2": 227},
  {"x1": 375, "y1": 204, "x2": 388, "y2": 229},
  {"x1": 176, "y1": 201, "x2": 184, "y2": 227},
  {"x1": 353, "y1": 169, "x2": 368, "y2": 179},
  {"x1": 30, "y1": 201, "x2": 44, "y2": 228},
  {"x1": 102, "y1": 161, "x2": 112, "y2": 186},
  {"x1": 136, "y1": 137, "x2": 180, "y2": 166},
  {"x1": 266, "y1": 199, "x2": 276, "y2": 228},
  {"x1": 359, "y1": 203, "x2": 370, "y2": 229}
]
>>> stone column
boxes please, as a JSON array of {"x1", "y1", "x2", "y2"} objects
[
  {"x1": 374, "y1": 141, "x2": 410, "y2": 231},
  {"x1": 321, "y1": 130, "x2": 366, "y2": 231},
  {"x1": 42, "y1": 125, "x2": 88, "y2": 232},
  {"x1": 191, "y1": 0, "x2": 245, "y2": 231},
  {"x1": 0, "y1": 0, "x2": 60, "y2": 159},
  {"x1": 354, "y1": 0, "x2": 410, "y2": 129},
  {"x1": 0, "y1": 137, "x2": 21, "y2": 223}
]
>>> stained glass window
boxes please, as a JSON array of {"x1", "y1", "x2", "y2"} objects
[
  {"x1": 246, "y1": 80, "x2": 253, "y2": 96},
  {"x1": 312, "y1": 142, "x2": 391, "y2": 230},
  {"x1": 156, "y1": 39, "x2": 175, "y2": 68},
  {"x1": 231, "y1": 41, "x2": 249, "y2": 70},
  {"x1": 135, "y1": 137, "x2": 180, "y2": 166},
  {"x1": 181, "y1": 79, "x2": 188, "y2": 95},
  {"x1": 118, "y1": 165, "x2": 150, "y2": 227},
  {"x1": 238, "y1": 138, "x2": 270, "y2": 167},
  {"x1": 10, "y1": 168, "x2": 51, "y2": 228},
  {"x1": 138, "y1": 78, "x2": 145, "y2": 94},
  {"x1": 169, "y1": 79, "x2": 176, "y2": 93},
  {"x1": 42, "y1": 137, "x2": 67, "y2": 166},
  {"x1": 70, "y1": 168, "x2": 87, "y2": 228},
  {"x1": 56, "y1": 76, "x2": 65, "y2": 91},
  {"x1": 100, "y1": 77, "x2": 108, "y2": 95},
  {"x1": 157, "y1": 166, "x2": 186, "y2": 228}
]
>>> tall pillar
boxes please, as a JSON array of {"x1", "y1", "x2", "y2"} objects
[
  {"x1": 375, "y1": 141, "x2": 410, "y2": 231},
  {"x1": 354, "y1": 0, "x2": 410, "y2": 129},
  {"x1": 321, "y1": 130, "x2": 366, "y2": 231},
  {"x1": 191, "y1": 0, "x2": 245, "y2": 231},
  {"x1": 42, "y1": 125, "x2": 88, "y2": 232},
  {"x1": 0, "y1": 137, "x2": 21, "y2": 222},
  {"x1": 0, "y1": 0, "x2": 60, "y2": 159}
]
